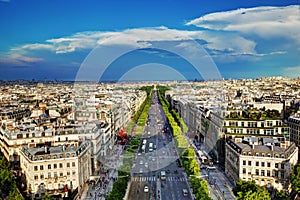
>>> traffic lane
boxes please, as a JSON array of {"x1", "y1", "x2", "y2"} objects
[
  {"x1": 209, "y1": 171, "x2": 235, "y2": 200},
  {"x1": 128, "y1": 179, "x2": 152, "y2": 200},
  {"x1": 161, "y1": 175, "x2": 192, "y2": 200}
]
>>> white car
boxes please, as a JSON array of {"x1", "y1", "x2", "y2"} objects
[
  {"x1": 144, "y1": 185, "x2": 149, "y2": 193},
  {"x1": 145, "y1": 162, "x2": 148, "y2": 168},
  {"x1": 139, "y1": 160, "x2": 143, "y2": 165}
]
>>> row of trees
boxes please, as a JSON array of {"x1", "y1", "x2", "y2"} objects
[
  {"x1": 132, "y1": 86, "x2": 154, "y2": 127},
  {"x1": 181, "y1": 148, "x2": 200, "y2": 176},
  {"x1": 157, "y1": 87, "x2": 189, "y2": 150},
  {"x1": 227, "y1": 109, "x2": 281, "y2": 120},
  {"x1": 157, "y1": 87, "x2": 210, "y2": 200},
  {"x1": 181, "y1": 148, "x2": 211, "y2": 200},
  {"x1": 0, "y1": 156, "x2": 24, "y2": 200},
  {"x1": 106, "y1": 87, "x2": 154, "y2": 199}
]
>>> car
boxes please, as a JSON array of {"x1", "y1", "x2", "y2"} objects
[
  {"x1": 139, "y1": 160, "x2": 143, "y2": 165},
  {"x1": 182, "y1": 189, "x2": 188, "y2": 196},
  {"x1": 144, "y1": 185, "x2": 149, "y2": 193},
  {"x1": 137, "y1": 152, "x2": 141, "y2": 156},
  {"x1": 145, "y1": 162, "x2": 148, "y2": 168}
]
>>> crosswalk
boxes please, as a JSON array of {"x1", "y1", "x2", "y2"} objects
[{"x1": 132, "y1": 176, "x2": 186, "y2": 182}]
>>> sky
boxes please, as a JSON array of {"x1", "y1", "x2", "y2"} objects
[{"x1": 0, "y1": 0, "x2": 299, "y2": 81}]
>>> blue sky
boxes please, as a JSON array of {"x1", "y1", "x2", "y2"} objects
[{"x1": 0, "y1": 0, "x2": 299, "y2": 81}]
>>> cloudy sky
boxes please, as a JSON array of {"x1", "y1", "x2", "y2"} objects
[{"x1": 0, "y1": 0, "x2": 299, "y2": 81}]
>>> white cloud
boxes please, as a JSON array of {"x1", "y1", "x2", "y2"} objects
[
  {"x1": 186, "y1": 5, "x2": 300, "y2": 42},
  {"x1": 0, "y1": 53, "x2": 43, "y2": 66},
  {"x1": 9, "y1": 27, "x2": 257, "y2": 58}
]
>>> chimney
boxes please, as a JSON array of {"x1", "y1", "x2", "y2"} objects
[
  {"x1": 44, "y1": 146, "x2": 48, "y2": 153},
  {"x1": 62, "y1": 145, "x2": 66, "y2": 152}
]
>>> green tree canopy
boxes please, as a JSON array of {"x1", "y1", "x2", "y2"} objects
[
  {"x1": 233, "y1": 180, "x2": 270, "y2": 200},
  {"x1": 291, "y1": 163, "x2": 300, "y2": 192}
]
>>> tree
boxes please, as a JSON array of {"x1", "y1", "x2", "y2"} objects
[
  {"x1": 190, "y1": 177, "x2": 211, "y2": 200},
  {"x1": 41, "y1": 193, "x2": 54, "y2": 200},
  {"x1": 275, "y1": 191, "x2": 289, "y2": 200},
  {"x1": 8, "y1": 185, "x2": 24, "y2": 200},
  {"x1": 0, "y1": 167, "x2": 14, "y2": 195},
  {"x1": 233, "y1": 180, "x2": 270, "y2": 200},
  {"x1": 291, "y1": 163, "x2": 300, "y2": 192}
]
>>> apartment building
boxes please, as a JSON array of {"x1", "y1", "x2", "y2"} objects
[
  {"x1": 19, "y1": 142, "x2": 91, "y2": 199},
  {"x1": 225, "y1": 137, "x2": 298, "y2": 192},
  {"x1": 288, "y1": 113, "x2": 300, "y2": 148}
]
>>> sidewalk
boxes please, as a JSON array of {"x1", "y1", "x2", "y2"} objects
[
  {"x1": 79, "y1": 144, "x2": 123, "y2": 200},
  {"x1": 184, "y1": 135, "x2": 236, "y2": 200}
]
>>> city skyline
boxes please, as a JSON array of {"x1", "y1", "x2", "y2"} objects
[{"x1": 0, "y1": 0, "x2": 299, "y2": 80}]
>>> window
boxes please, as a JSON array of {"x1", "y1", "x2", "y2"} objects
[
  {"x1": 34, "y1": 166, "x2": 38, "y2": 171},
  {"x1": 54, "y1": 164, "x2": 57, "y2": 169},
  {"x1": 243, "y1": 168, "x2": 246, "y2": 174},
  {"x1": 67, "y1": 163, "x2": 70, "y2": 168},
  {"x1": 256, "y1": 162, "x2": 259, "y2": 167},
  {"x1": 281, "y1": 164, "x2": 284, "y2": 169},
  {"x1": 40, "y1": 165, "x2": 43, "y2": 170},
  {"x1": 72, "y1": 162, "x2": 75, "y2": 167},
  {"x1": 67, "y1": 171, "x2": 70, "y2": 176},
  {"x1": 48, "y1": 164, "x2": 51, "y2": 169},
  {"x1": 261, "y1": 170, "x2": 265, "y2": 176},
  {"x1": 34, "y1": 175, "x2": 38, "y2": 180},
  {"x1": 48, "y1": 172, "x2": 51, "y2": 178},
  {"x1": 72, "y1": 171, "x2": 76, "y2": 175},
  {"x1": 60, "y1": 172, "x2": 63, "y2": 177},
  {"x1": 243, "y1": 160, "x2": 246, "y2": 165},
  {"x1": 261, "y1": 162, "x2": 265, "y2": 167},
  {"x1": 248, "y1": 161, "x2": 252, "y2": 166},
  {"x1": 40, "y1": 174, "x2": 44, "y2": 179},
  {"x1": 59, "y1": 163, "x2": 63, "y2": 168},
  {"x1": 274, "y1": 171, "x2": 278, "y2": 178},
  {"x1": 54, "y1": 172, "x2": 58, "y2": 178},
  {"x1": 267, "y1": 162, "x2": 271, "y2": 167},
  {"x1": 267, "y1": 170, "x2": 270, "y2": 176},
  {"x1": 262, "y1": 153, "x2": 265, "y2": 157},
  {"x1": 275, "y1": 163, "x2": 278, "y2": 168},
  {"x1": 281, "y1": 172, "x2": 284, "y2": 179},
  {"x1": 256, "y1": 169, "x2": 259, "y2": 175}
]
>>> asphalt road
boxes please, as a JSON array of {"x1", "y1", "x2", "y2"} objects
[{"x1": 128, "y1": 91, "x2": 192, "y2": 200}]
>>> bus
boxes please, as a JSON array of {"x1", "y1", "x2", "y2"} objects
[{"x1": 160, "y1": 170, "x2": 166, "y2": 180}]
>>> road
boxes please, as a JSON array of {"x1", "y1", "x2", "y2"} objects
[{"x1": 128, "y1": 90, "x2": 192, "y2": 200}]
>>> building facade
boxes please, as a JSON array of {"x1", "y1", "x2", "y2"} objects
[
  {"x1": 288, "y1": 114, "x2": 300, "y2": 148},
  {"x1": 225, "y1": 137, "x2": 298, "y2": 192},
  {"x1": 19, "y1": 142, "x2": 91, "y2": 199}
]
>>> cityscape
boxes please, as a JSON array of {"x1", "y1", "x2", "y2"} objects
[{"x1": 0, "y1": 1, "x2": 300, "y2": 200}]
